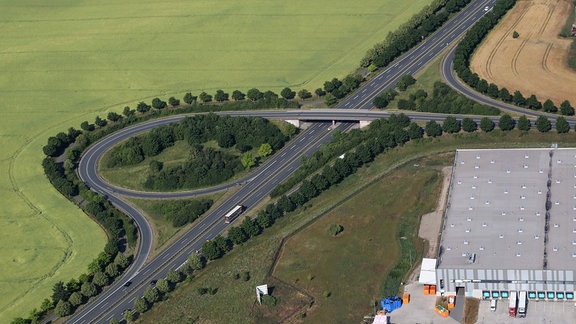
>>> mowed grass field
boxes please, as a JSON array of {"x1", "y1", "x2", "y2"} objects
[
  {"x1": 0, "y1": 0, "x2": 434, "y2": 320},
  {"x1": 273, "y1": 163, "x2": 441, "y2": 322}
]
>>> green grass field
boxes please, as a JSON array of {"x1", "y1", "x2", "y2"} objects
[
  {"x1": 273, "y1": 162, "x2": 440, "y2": 322},
  {"x1": 0, "y1": 0, "x2": 433, "y2": 319}
]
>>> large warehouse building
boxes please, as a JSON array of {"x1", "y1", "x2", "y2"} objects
[{"x1": 435, "y1": 148, "x2": 576, "y2": 302}]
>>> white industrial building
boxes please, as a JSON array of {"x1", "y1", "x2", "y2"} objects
[{"x1": 435, "y1": 148, "x2": 576, "y2": 301}]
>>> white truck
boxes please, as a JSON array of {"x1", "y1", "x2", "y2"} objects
[
  {"x1": 517, "y1": 291, "x2": 527, "y2": 318},
  {"x1": 508, "y1": 291, "x2": 517, "y2": 317}
]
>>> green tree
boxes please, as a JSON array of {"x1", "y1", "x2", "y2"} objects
[
  {"x1": 107, "y1": 112, "x2": 121, "y2": 122},
  {"x1": 442, "y1": 116, "x2": 461, "y2": 133},
  {"x1": 81, "y1": 282, "x2": 97, "y2": 297},
  {"x1": 513, "y1": 30, "x2": 519, "y2": 38},
  {"x1": 556, "y1": 116, "x2": 570, "y2": 133},
  {"x1": 134, "y1": 296, "x2": 148, "y2": 313},
  {"x1": 247, "y1": 88, "x2": 263, "y2": 101},
  {"x1": 110, "y1": 317, "x2": 119, "y2": 324},
  {"x1": 241, "y1": 152, "x2": 256, "y2": 169},
  {"x1": 396, "y1": 74, "x2": 416, "y2": 91},
  {"x1": 144, "y1": 286, "x2": 160, "y2": 304},
  {"x1": 156, "y1": 278, "x2": 170, "y2": 294},
  {"x1": 324, "y1": 93, "x2": 337, "y2": 106},
  {"x1": 256, "y1": 211, "x2": 273, "y2": 228},
  {"x1": 280, "y1": 87, "x2": 296, "y2": 99},
  {"x1": 526, "y1": 95, "x2": 542, "y2": 110},
  {"x1": 183, "y1": 92, "x2": 197, "y2": 104},
  {"x1": 512, "y1": 91, "x2": 526, "y2": 106},
  {"x1": 498, "y1": 114, "x2": 515, "y2": 131},
  {"x1": 277, "y1": 194, "x2": 296, "y2": 213},
  {"x1": 198, "y1": 92, "x2": 212, "y2": 103},
  {"x1": 227, "y1": 226, "x2": 248, "y2": 245},
  {"x1": 536, "y1": 116, "x2": 551, "y2": 132},
  {"x1": 151, "y1": 98, "x2": 167, "y2": 109},
  {"x1": 232, "y1": 90, "x2": 245, "y2": 101},
  {"x1": 92, "y1": 271, "x2": 109, "y2": 287},
  {"x1": 80, "y1": 121, "x2": 94, "y2": 132},
  {"x1": 55, "y1": 299, "x2": 72, "y2": 317},
  {"x1": 136, "y1": 101, "x2": 151, "y2": 113},
  {"x1": 543, "y1": 99, "x2": 557, "y2": 113},
  {"x1": 69, "y1": 291, "x2": 84, "y2": 306},
  {"x1": 425, "y1": 120, "x2": 442, "y2": 137},
  {"x1": 373, "y1": 95, "x2": 389, "y2": 108},
  {"x1": 114, "y1": 252, "x2": 130, "y2": 269},
  {"x1": 315, "y1": 88, "x2": 326, "y2": 97},
  {"x1": 52, "y1": 281, "x2": 69, "y2": 304},
  {"x1": 560, "y1": 100, "x2": 575, "y2": 116},
  {"x1": 123, "y1": 106, "x2": 135, "y2": 117},
  {"x1": 214, "y1": 234, "x2": 233, "y2": 253},
  {"x1": 214, "y1": 89, "x2": 229, "y2": 102},
  {"x1": 499, "y1": 87, "x2": 512, "y2": 102},
  {"x1": 407, "y1": 122, "x2": 423, "y2": 139},
  {"x1": 517, "y1": 115, "x2": 531, "y2": 131},
  {"x1": 258, "y1": 143, "x2": 273, "y2": 157},
  {"x1": 461, "y1": 118, "x2": 477, "y2": 132},
  {"x1": 298, "y1": 89, "x2": 312, "y2": 99},
  {"x1": 188, "y1": 251, "x2": 206, "y2": 270},
  {"x1": 487, "y1": 83, "x2": 499, "y2": 98},
  {"x1": 95, "y1": 116, "x2": 107, "y2": 127},
  {"x1": 123, "y1": 309, "x2": 135, "y2": 322},
  {"x1": 241, "y1": 216, "x2": 262, "y2": 238},
  {"x1": 327, "y1": 224, "x2": 344, "y2": 236},
  {"x1": 480, "y1": 117, "x2": 495, "y2": 132},
  {"x1": 168, "y1": 96, "x2": 180, "y2": 106},
  {"x1": 166, "y1": 269, "x2": 182, "y2": 284},
  {"x1": 201, "y1": 240, "x2": 224, "y2": 260},
  {"x1": 105, "y1": 262, "x2": 119, "y2": 278}
]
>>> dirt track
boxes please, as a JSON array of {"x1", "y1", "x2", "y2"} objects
[{"x1": 470, "y1": 0, "x2": 576, "y2": 106}]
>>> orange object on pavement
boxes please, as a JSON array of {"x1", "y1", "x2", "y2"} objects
[{"x1": 403, "y1": 293, "x2": 410, "y2": 304}]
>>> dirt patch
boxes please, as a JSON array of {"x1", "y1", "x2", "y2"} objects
[
  {"x1": 418, "y1": 166, "x2": 451, "y2": 258},
  {"x1": 470, "y1": 0, "x2": 576, "y2": 106}
]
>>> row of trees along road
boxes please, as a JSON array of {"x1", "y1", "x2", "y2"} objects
[{"x1": 454, "y1": 0, "x2": 576, "y2": 115}]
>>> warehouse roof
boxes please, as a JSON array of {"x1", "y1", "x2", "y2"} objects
[{"x1": 437, "y1": 148, "x2": 576, "y2": 270}]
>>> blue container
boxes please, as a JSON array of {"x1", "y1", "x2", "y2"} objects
[{"x1": 381, "y1": 296, "x2": 403, "y2": 313}]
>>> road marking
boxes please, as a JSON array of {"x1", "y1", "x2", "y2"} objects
[
  {"x1": 353, "y1": 95, "x2": 359, "y2": 99},
  {"x1": 281, "y1": 152, "x2": 286, "y2": 157},
  {"x1": 362, "y1": 89, "x2": 367, "y2": 93}
]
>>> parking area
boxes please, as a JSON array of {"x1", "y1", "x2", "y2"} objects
[
  {"x1": 476, "y1": 299, "x2": 576, "y2": 324},
  {"x1": 388, "y1": 283, "x2": 459, "y2": 324}
]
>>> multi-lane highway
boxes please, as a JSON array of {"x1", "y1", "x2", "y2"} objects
[{"x1": 70, "y1": 0, "x2": 510, "y2": 322}]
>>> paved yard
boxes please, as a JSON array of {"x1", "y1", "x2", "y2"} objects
[
  {"x1": 388, "y1": 283, "x2": 459, "y2": 324},
  {"x1": 476, "y1": 299, "x2": 576, "y2": 324}
]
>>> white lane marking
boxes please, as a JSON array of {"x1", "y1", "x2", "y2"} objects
[
  {"x1": 353, "y1": 95, "x2": 359, "y2": 99},
  {"x1": 281, "y1": 152, "x2": 287, "y2": 157}
]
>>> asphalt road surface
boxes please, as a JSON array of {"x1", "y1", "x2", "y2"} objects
[{"x1": 69, "y1": 0, "x2": 526, "y2": 322}]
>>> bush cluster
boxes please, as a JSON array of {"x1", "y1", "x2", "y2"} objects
[{"x1": 395, "y1": 82, "x2": 500, "y2": 115}]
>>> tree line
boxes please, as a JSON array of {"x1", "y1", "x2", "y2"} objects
[
  {"x1": 361, "y1": 0, "x2": 472, "y2": 69},
  {"x1": 453, "y1": 0, "x2": 576, "y2": 115}
]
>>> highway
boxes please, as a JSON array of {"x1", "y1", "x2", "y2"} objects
[{"x1": 70, "y1": 0, "x2": 502, "y2": 322}]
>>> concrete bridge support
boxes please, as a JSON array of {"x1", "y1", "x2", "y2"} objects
[
  {"x1": 286, "y1": 120, "x2": 301, "y2": 128},
  {"x1": 359, "y1": 120, "x2": 372, "y2": 128}
]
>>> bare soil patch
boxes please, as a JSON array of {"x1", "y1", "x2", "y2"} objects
[{"x1": 471, "y1": 0, "x2": 576, "y2": 106}]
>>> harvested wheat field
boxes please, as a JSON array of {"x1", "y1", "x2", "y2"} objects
[{"x1": 471, "y1": 0, "x2": 576, "y2": 106}]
